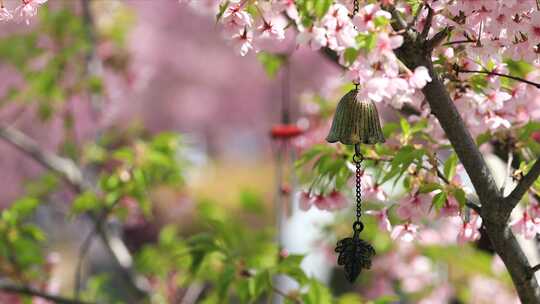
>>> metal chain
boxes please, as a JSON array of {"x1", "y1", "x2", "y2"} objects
[
  {"x1": 352, "y1": 150, "x2": 364, "y2": 232},
  {"x1": 353, "y1": 0, "x2": 359, "y2": 16}
]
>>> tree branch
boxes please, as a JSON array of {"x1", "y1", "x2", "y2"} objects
[
  {"x1": 0, "y1": 125, "x2": 85, "y2": 191},
  {"x1": 419, "y1": 5, "x2": 433, "y2": 41},
  {"x1": 0, "y1": 125, "x2": 150, "y2": 299},
  {"x1": 458, "y1": 69, "x2": 540, "y2": 89},
  {"x1": 505, "y1": 157, "x2": 540, "y2": 213},
  {"x1": 0, "y1": 280, "x2": 93, "y2": 304}
]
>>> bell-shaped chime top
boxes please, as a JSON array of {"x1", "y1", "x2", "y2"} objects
[{"x1": 326, "y1": 89, "x2": 385, "y2": 145}]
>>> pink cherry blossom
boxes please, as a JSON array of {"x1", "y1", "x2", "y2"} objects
[
  {"x1": 222, "y1": 5, "x2": 253, "y2": 34},
  {"x1": 15, "y1": 0, "x2": 47, "y2": 25},
  {"x1": 327, "y1": 190, "x2": 348, "y2": 210},
  {"x1": 374, "y1": 33, "x2": 403, "y2": 57},
  {"x1": 396, "y1": 193, "x2": 431, "y2": 221},
  {"x1": 299, "y1": 191, "x2": 313, "y2": 211},
  {"x1": 257, "y1": 18, "x2": 285, "y2": 41},
  {"x1": 0, "y1": 6, "x2": 12, "y2": 21},
  {"x1": 457, "y1": 212, "x2": 482, "y2": 244},
  {"x1": 510, "y1": 211, "x2": 540, "y2": 240},
  {"x1": 440, "y1": 196, "x2": 460, "y2": 217},
  {"x1": 408, "y1": 66, "x2": 432, "y2": 89},
  {"x1": 363, "y1": 183, "x2": 387, "y2": 203},
  {"x1": 352, "y1": 3, "x2": 391, "y2": 32},
  {"x1": 366, "y1": 208, "x2": 392, "y2": 232},
  {"x1": 391, "y1": 223, "x2": 419, "y2": 242},
  {"x1": 231, "y1": 29, "x2": 254, "y2": 56}
]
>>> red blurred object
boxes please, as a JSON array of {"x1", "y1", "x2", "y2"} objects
[
  {"x1": 270, "y1": 124, "x2": 303, "y2": 139},
  {"x1": 280, "y1": 184, "x2": 291, "y2": 195},
  {"x1": 533, "y1": 131, "x2": 540, "y2": 143}
]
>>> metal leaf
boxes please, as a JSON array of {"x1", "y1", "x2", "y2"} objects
[{"x1": 335, "y1": 233, "x2": 376, "y2": 282}]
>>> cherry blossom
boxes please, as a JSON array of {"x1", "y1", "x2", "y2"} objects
[
  {"x1": 391, "y1": 223, "x2": 419, "y2": 242},
  {"x1": 396, "y1": 193, "x2": 431, "y2": 221},
  {"x1": 366, "y1": 208, "x2": 392, "y2": 232},
  {"x1": 231, "y1": 29, "x2": 254, "y2": 56},
  {"x1": 222, "y1": 4, "x2": 253, "y2": 34},
  {"x1": 15, "y1": 0, "x2": 48, "y2": 25},
  {"x1": 457, "y1": 212, "x2": 482, "y2": 244},
  {"x1": 408, "y1": 66, "x2": 432, "y2": 89},
  {"x1": 299, "y1": 191, "x2": 313, "y2": 211},
  {"x1": 0, "y1": 6, "x2": 12, "y2": 21},
  {"x1": 352, "y1": 3, "x2": 391, "y2": 33},
  {"x1": 440, "y1": 196, "x2": 460, "y2": 218},
  {"x1": 510, "y1": 211, "x2": 540, "y2": 240}
]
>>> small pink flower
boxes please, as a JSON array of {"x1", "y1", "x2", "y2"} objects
[
  {"x1": 457, "y1": 213, "x2": 482, "y2": 244},
  {"x1": 352, "y1": 3, "x2": 390, "y2": 32},
  {"x1": 396, "y1": 193, "x2": 430, "y2": 221},
  {"x1": 16, "y1": 0, "x2": 47, "y2": 25},
  {"x1": 312, "y1": 194, "x2": 327, "y2": 210},
  {"x1": 299, "y1": 191, "x2": 313, "y2": 211},
  {"x1": 231, "y1": 29, "x2": 253, "y2": 56},
  {"x1": 408, "y1": 66, "x2": 432, "y2": 89},
  {"x1": 510, "y1": 211, "x2": 540, "y2": 240},
  {"x1": 363, "y1": 183, "x2": 387, "y2": 203},
  {"x1": 366, "y1": 208, "x2": 392, "y2": 232},
  {"x1": 0, "y1": 6, "x2": 13, "y2": 21},
  {"x1": 257, "y1": 19, "x2": 285, "y2": 41},
  {"x1": 375, "y1": 33, "x2": 403, "y2": 56},
  {"x1": 391, "y1": 223, "x2": 419, "y2": 242},
  {"x1": 327, "y1": 190, "x2": 348, "y2": 210},
  {"x1": 440, "y1": 196, "x2": 460, "y2": 217},
  {"x1": 222, "y1": 4, "x2": 253, "y2": 33}
]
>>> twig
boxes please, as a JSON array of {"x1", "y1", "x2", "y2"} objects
[
  {"x1": 0, "y1": 280, "x2": 94, "y2": 304},
  {"x1": 0, "y1": 125, "x2": 84, "y2": 191},
  {"x1": 505, "y1": 157, "x2": 540, "y2": 213},
  {"x1": 74, "y1": 228, "x2": 96, "y2": 298},
  {"x1": 180, "y1": 283, "x2": 205, "y2": 304},
  {"x1": 270, "y1": 284, "x2": 301, "y2": 304},
  {"x1": 408, "y1": 3, "x2": 424, "y2": 28},
  {"x1": 458, "y1": 69, "x2": 540, "y2": 89},
  {"x1": 420, "y1": 4, "x2": 433, "y2": 41},
  {"x1": 443, "y1": 39, "x2": 477, "y2": 46}
]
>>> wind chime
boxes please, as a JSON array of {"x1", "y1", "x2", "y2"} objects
[
  {"x1": 327, "y1": 85, "x2": 385, "y2": 282},
  {"x1": 325, "y1": 0, "x2": 386, "y2": 281}
]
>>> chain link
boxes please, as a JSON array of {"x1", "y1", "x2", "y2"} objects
[
  {"x1": 353, "y1": 0, "x2": 359, "y2": 16},
  {"x1": 353, "y1": 150, "x2": 364, "y2": 230}
]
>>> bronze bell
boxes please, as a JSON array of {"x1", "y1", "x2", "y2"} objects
[{"x1": 326, "y1": 89, "x2": 385, "y2": 145}]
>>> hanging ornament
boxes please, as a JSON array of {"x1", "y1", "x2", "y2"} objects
[{"x1": 327, "y1": 85, "x2": 385, "y2": 282}]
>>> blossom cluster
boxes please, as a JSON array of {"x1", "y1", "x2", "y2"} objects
[{"x1": 0, "y1": 0, "x2": 48, "y2": 24}]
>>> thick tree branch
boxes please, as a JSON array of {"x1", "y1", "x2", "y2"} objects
[
  {"x1": 0, "y1": 280, "x2": 93, "y2": 304},
  {"x1": 505, "y1": 157, "x2": 540, "y2": 213}
]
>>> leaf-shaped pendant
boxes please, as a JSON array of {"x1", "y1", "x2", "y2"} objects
[{"x1": 335, "y1": 229, "x2": 376, "y2": 283}]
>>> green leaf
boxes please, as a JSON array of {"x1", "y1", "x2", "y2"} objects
[
  {"x1": 419, "y1": 182, "x2": 443, "y2": 193},
  {"x1": 432, "y1": 191, "x2": 447, "y2": 210},
  {"x1": 444, "y1": 153, "x2": 458, "y2": 181},
  {"x1": 313, "y1": 0, "x2": 332, "y2": 18},
  {"x1": 216, "y1": 1, "x2": 230, "y2": 22},
  {"x1": 256, "y1": 52, "x2": 286, "y2": 79},
  {"x1": 72, "y1": 191, "x2": 100, "y2": 214},
  {"x1": 453, "y1": 188, "x2": 467, "y2": 207},
  {"x1": 400, "y1": 117, "x2": 411, "y2": 137},
  {"x1": 343, "y1": 48, "x2": 359, "y2": 66},
  {"x1": 239, "y1": 189, "x2": 264, "y2": 214}
]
